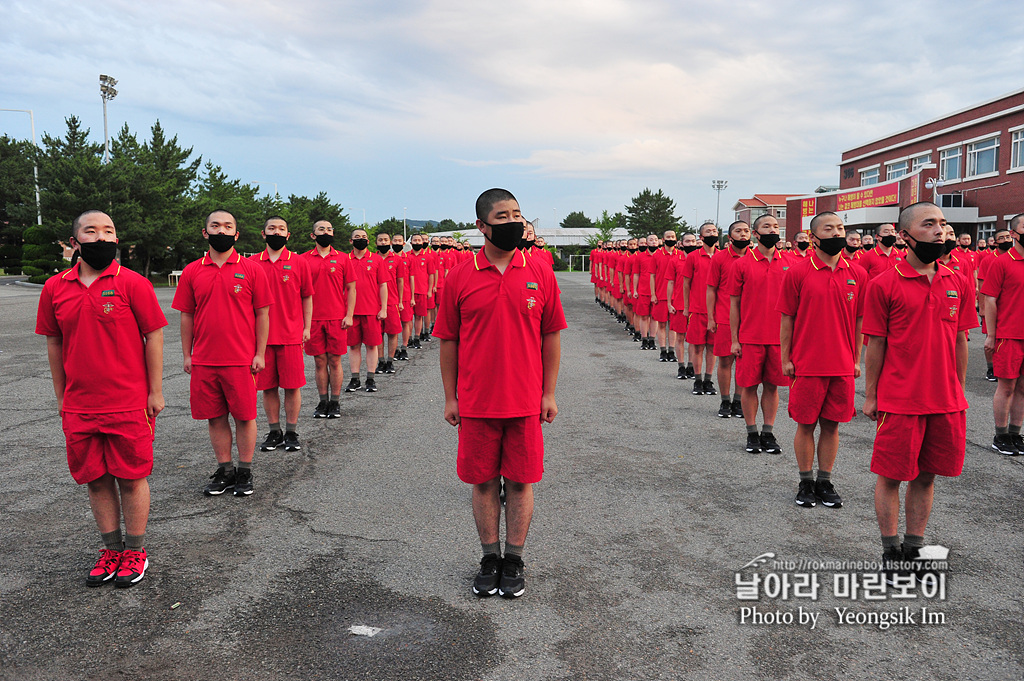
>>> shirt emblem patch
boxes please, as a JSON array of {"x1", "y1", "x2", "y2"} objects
[
  {"x1": 233, "y1": 283, "x2": 243, "y2": 294},
  {"x1": 846, "y1": 279, "x2": 856, "y2": 285},
  {"x1": 102, "y1": 302, "x2": 114, "y2": 314},
  {"x1": 283, "y1": 265, "x2": 292, "y2": 270},
  {"x1": 234, "y1": 273, "x2": 245, "y2": 279},
  {"x1": 946, "y1": 290, "x2": 958, "y2": 298},
  {"x1": 526, "y1": 282, "x2": 538, "y2": 290},
  {"x1": 282, "y1": 274, "x2": 290, "y2": 283},
  {"x1": 526, "y1": 296, "x2": 537, "y2": 309},
  {"x1": 949, "y1": 306, "x2": 958, "y2": 317},
  {"x1": 847, "y1": 292, "x2": 854, "y2": 302},
  {"x1": 101, "y1": 289, "x2": 115, "y2": 297},
  {"x1": 330, "y1": 259, "x2": 337, "y2": 263}
]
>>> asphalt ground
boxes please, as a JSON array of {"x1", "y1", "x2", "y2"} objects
[{"x1": 0, "y1": 271, "x2": 1021, "y2": 681}]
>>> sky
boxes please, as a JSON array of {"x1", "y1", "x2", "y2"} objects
[{"x1": 2, "y1": 0, "x2": 1023, "y2": 229}]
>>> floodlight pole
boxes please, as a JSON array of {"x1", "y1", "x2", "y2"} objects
[
  {"x1": 403, "y1": 207, "x2": 407, "y2": 240},
  {"x1": 99, "y1": 74, "x2": 118, "y2": 164},
  {"x1": 0, "y1": 108, "x2": 42, "y2": 225},
  {"x1": 712, "y1": 179, "x2": 728, "y2": 228}
]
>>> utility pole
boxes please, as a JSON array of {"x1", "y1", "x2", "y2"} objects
[
  {"x1": 711, "y1": 179, "x2": 728, "y2": 228},
  {"x1": 0, "y1": 108, "x2": 42, "y2": 225},
  {"x1": 99, "y1": 75, "x2": 118, "y2": 164}
]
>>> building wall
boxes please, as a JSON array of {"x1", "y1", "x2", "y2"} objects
[
  {"x1": 838, "y1": 89, "x2": 1024, "y2": 238},
  {"x1": 734, "y1": 206, "x2": 788, "y2": 233}
]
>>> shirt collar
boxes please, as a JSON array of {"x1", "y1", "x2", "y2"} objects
[
  {"x1": 894, "y1": 259, "x2": 948, "y2": 279},
  {"x1": 749, "y1": 247, "x2": 781, "y2": 262},
  {"x1": 474, "y1": 248, "x2": 527, "y2": 271},
  {"x1": 61, "y1": 261, "x2": 122, "y2": 281},
  {"x1": 809, "y1": 251, "x2": 849, "y2": 271},
  {"x1": 202, "y1": 250, "x2": 241, "y2": 266},
  {"x1": 260, "y1": 247, "x2": 292, "y2": 261}
]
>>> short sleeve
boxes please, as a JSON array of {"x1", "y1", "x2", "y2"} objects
[
  {"x1": 171, "y1": 264, "x2": 197, "y2": 314},
  {"x1": 980, "y1": 257, "x2": 1003, "y2": 297},
  {"x1": 432, "y1": 271, "x2": 461, "y2": 340},
  {"x1": 128, "y1": 276, "x2": 168, "y2": 334},
  {"x1": 251, "y1": 265, "x2": 272, "y2": 310},
  {"x1": 298, "y1": 259, "x2": 315, "y2": 298},
  {"x1": 860, "y1": 277, "x2": 890, "y2": 338},
  {"x1": 540, "y1": 270, "x2": 568, "y2": 335},
  {"x1": 35, "y1": 279, "x2": 60, "y2": 336},
  {"x1": 957, "y1": 275, "x2": 979, "y2": 332},
  {"x1": 775, "y1": 266, "x2": 799, "y2": 317}
]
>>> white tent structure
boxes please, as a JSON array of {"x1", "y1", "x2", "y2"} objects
[{"x1": 426, "y1": 225, "x2": 632, "y2": 271}]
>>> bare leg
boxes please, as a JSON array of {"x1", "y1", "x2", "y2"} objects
[
  {"x1": 348, "y1": 345, "x2": 363, "y2": 376},
  {"x1": 874, "y1": 475, "x2": 903, "y2": 536},
  {"x1": 283, "y1": 388, "x2": 301, "y2": 425},
  {"x1": 263, "y1": 388, "x2": 281, "y2": 424},
  {"x1": 234, "y1": 418, "x2": 257, "y2": 464},
  {"x1": 472, "y1": 477, "x2": 502, "y2": 545},
  {"x1": 208, "y1": 415, "x2": 233, "y2": 465},
  {"x1": 87, "y1": 474, "x2": 121, "y2": 534},
  {"x1": 313, "y1": 354, "x2": 328, "y2": 395},
  {"x1": 327, "y1": 354, "x2": 343, "y2": 394},
  {"x1": 717, "y1": 354, "x2": 735, "y2": 396},
  {"x1": 905, "y1": 472, "x2": 936, "y2": 536},
  {"x1": 740, "y1": 385, "x2": 759, "y2": 426},
  {"x1": 993, "y1": 377, "x2": 1016, "y2": 427},
  {"x1": 816, "y1": 418, "x2": 839, "y2": 472},
  {"x1": 761, "y1": 383, "x2": 779, "y2": 426},
  {"x1": 117, "y1": 477, "x2": 150, "y2": 536},
  {"x1": 794, "y1": 422, "x2": 817, "y2": 472}
]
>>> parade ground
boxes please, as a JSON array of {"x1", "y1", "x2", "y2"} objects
[{"x1": 0, "y1": 271, "x2": 1021, "y2": 681}]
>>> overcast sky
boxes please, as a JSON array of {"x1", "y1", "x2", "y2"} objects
[{"x1": 2, "y1": 0, "x2": 1022, "y2": 228}]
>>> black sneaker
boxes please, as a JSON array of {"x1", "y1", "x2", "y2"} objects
[
  {"x1": 992, "y1": 433, "x2": 1018, "y2": 455},
  {"x1": 345, "y1": 376, "x2": 361, "y2": 392},
  {"x1": 685, "y1": 366, "x2": 696, "y2": 379},
  {"x1": 327, "y1": 400, "x2": 341, "y2": 419},
  {"x1": 760, "y1": 432, "x2": 781, "y2": 454},
  {"x1": 692, "y1": 379, "x2": 703, "y2": 395},
  {"x1": 633, "y1": 332, "x2": 641, "y2": 342},
  {"x1": 667, "y1": 350, "x2": 677, "y2": 362},
  {"x1": 880, "y1": 546, "x2": 907, "y2": 587},
  {"x1": 814, "y1": 479, "x2": 842, "y2": 507},
  {"x1": 498, "y1": 554, "x2": 525, "y2": 598},
  {"x1": 374, "y1": 360, "x2": 386, "y2": 374},
  {"x1": 312, "y1": 400, "x2": 328, "y2": 419},
  {"x1": 986, "y1": 367, "x2": 997, "y2": 382},
  {"x1": 204, "y1": 466, "x2": 235, "y2": 496},
  {"x1": 795, "y1": 479, "x2": 817, "y2": 508},
  {"x1": 283, "y1": 431, "x2": 302, "y2": 452},
  {"x1": 702, "y1": 379, "x2": 717, "y2": 395},
  {"x1": 384, "y1": 360, "x2": 396, "y2": 374},
  {"x1": 233, "y1": 468, "x2": 254, "y2": 496},
  {"x1": 677, "y1": 365, "x2": 687, "y2": 380},
  {"x1": 422, "y1": 332, "x2": 432, "y2": 343},
  {"x1": 745, "y1": 433, "x2": 761, "y2": 453},
  {"x1": 472, "y1": 553, "x2": 502, "y2": 597},
  {"x1": 365, "y1": 378, "x2": 378, "y2": 393},
  {"x1": 260, "y1": 430, "x2": 284, "y2": 452},
  {"x1": 659, "y1": 349, "x2": 669, "y2": 362},
  {"x1": 397, "y1": 347, "x2": 408, "y2": 360},
  {"x1": 731, "y1": 399, "x2": 744, "y2": 418},
  {"x1": 718, "y1": 400, "x2": 732, "y2": 418}
]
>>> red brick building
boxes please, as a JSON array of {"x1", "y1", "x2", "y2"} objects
[
  {"x1": 732, "y1": 194, "x2": 801, "y2": 232},
  {"x1": 786, "y1": 87, "x2": 1024, "y2": 242}
]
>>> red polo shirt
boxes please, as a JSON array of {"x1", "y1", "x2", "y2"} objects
[
  {"x1": 249, "y1": 248, "x2": 313, "y2": 345},
  {"x1": 36, "y1": 262, "x2": 168, "y2": 414},
  {"x1": 678, "y1": 246, "x2": 715, "y2": 314},
  {"x1": 862, "y1": 261, "x2": 976, "y2": 414},
  {"x1": 667, "y1": 252, "x2": 688, "y2": 309},
  {"x1": 980, "y1": 246, "x2": 1024, "y2": 339},
  {"x1": 635, "y1": 251, "x2": 655, "y2": 296},
  {"x1": 652, "y1": 247, "x2": 680, "y2": 300},
  {"x1": 707, "y1": 245, "x2": 747, "y2": 324},
  {"x1": 728, "y1": 247, "x2": 787, "y2": 345},
  {"x1": 171, "y1": 250, "x2": 272, "y2": 366},
  {"x1": 348, "y1": 250, "x2": 388, "y2": 315},
  {"x1": 302, "y1": 247, "x2": 352, "y2": 321},
  {"x1": 433, "y1": 249, "x2": 567, "y2": 418},
  {"x1": 408, "y1": 248, "x2": 434, "y2": 295},
  {"x1": 775, "y1": 252, "x2": 865, "y2": 377},
  {"x1": 383, "y1": 251, "x2": 408, "y2": 308},
  {"x1": 859, "y1": 247, "x2": 902, "y2": 280}
]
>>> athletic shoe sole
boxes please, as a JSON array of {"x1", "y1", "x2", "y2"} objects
[
  {"x1": 795, "y1": 499, "x2": 816, "y2": 508},
  {"x1": 472, "y1": 585, "x2": 498, "y2": 597},
  {"x1": 204, "y1": 486, "x2": 234, "y2": 496},
  {"x1": 992, "y1": 444, "x2": 1018, "y2": 456},
  {"x1": 499, "y1": 586, "x2": 525, "y2": 598},
  {"x1": 114, "y1": 558, "x2": 149, "y2": 588}
]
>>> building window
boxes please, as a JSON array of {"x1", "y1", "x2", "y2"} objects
[
  {"x1": 1012, "y1": 131, "x2": 1024, "y2": 170},
  {"x1": 939, "y1": 147, "x2": 961, "y2": 181},
  {"x1": 911, "y1": 154, "x2": 932, "y2": 171},
  {"x1": 886, "y1": 160, "x2": 908, "y2": 180},
  {"x1": 966, "y1": 136, "x2": 999, "y2": 178},
  {"x1": 776, "y1": 208, "x2": 786, "y2": 219},
  {"x1": 977, "y1": 222, "x2": 996, "y2": 244},
  {"x1": 860, "y1": 168, "x2": 879, "y2": 186}
]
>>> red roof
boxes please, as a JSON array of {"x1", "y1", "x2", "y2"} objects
[{"x1": 736, "y1": 194, "x2": 801, "y2": 208}]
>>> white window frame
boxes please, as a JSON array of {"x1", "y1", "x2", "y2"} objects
[
  {"x1": 1010, "y1": 129, "x2": 1024, "y2": 174},
  {"x1": 911, "y1": 153, "x2": 932, "y2": 171},
  {"x1": 965, "y1": 135, "x2": 1000, "y2": 179},
  {"x1": 859, "y1": 165, "x2": 880, "y2": 186},
  {"x1": 939, "y1": 147, "x2": 962, "y2": 182},
  {"x1": 776, "y1": 208, "x2": 786, "y2": 219},
  {"x1": 977, "y1": 222, "x2": 997, "y2": 244},
  {"x1": 886, "y1": 160, "x2": 909, "y2": 180}
]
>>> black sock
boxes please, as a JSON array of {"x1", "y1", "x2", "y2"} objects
[
  {"x1": 219, "y1": 461, "x2": 234, "y2": 473},
  {"x1": 799, "y1": 470, "x2": 813, "y2": 481},
  {"x1": 1010, "y1": 424, "x2": 1022, "y2": 435},
  {"x1": 733, "y1": 393, "x2": 741, "y2": 403},
  {"x1": 703, "y1": 373, "x2": 711, "y2": 382},
  {"x1": 881, "y1": 535, "x2": 900, "y2": 551},
  {"x1": 996, "y1": 425, "x2": 1009, "y2": 436},
  {"x1": 903, "y1": 534, "x2": 924, "y2": 549},
  {"x1": 816, "y1": 470, "x2": 831, "y2": 481},
  {"x1": 286, "y1": 423, "x2": 297, "y2": 433},
  {"x1": 125, "y1": 533, "x2": 145, "y2": 551},
  {"x1": 268, "y1": 422, "x2": 280, "y2": 433},
  {"x1": 101, "y1": 529, "x2": 123, "y2": 552},
  {"x1": 482, "y1": 541, "x2": 500, "y2": 557},
  {"x1": 319, "y1": 393, "x2": 328, "y2": 403},
  {"x1": 237, "y1": 461, "x2": 252, "y2": 471},
  {"x1": 504, "y1": 541, "x2": 524, "y2": 558},
  {"x1": 330, "y1": 393, "x2": 340, "y2": 401},
  {"x1": 746, "y1": 424, "x2": 757, "y2": 434},
  {"x1": 761, "y1": 424, "x2": 773, "y2": 434}
]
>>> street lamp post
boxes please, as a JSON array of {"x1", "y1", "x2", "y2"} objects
[
  {"x1": 403, "y1": 207, "x2": 407, "y2": 241},
  {"x1": 0, "y1": 108, "x2": 42, "y2": 225},
  {"x1": 711, "y1": 179, "x2": 728, "y2": 228},
  {"x1": 99, "y1": 75, "x2": 118, "y2": 164},
  {"x1": 251, "y1": 181, "x2": 278, "y2": 196}
]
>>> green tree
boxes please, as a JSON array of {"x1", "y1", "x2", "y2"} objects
[
  {"x1": 560, "y1": 211, "x2": 593, "y2": 230},
  {"x1": 586, "y1": 210, "x2": 620, "y2": 246},
  {"x1": 374, "y1": 217, "x2": 405, "y2": 239},
  {"x1": 183, "y1": 162, "x2": 265, "y2": 264},
  {"x1": 0, "y1": 135, "x2": 38, "y2": 274},
  {"x1": 626, "y1": 188, "x2": 678, "y2": 238}
]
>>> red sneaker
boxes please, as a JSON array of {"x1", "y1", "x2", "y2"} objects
[
  {"x1": 114, "y1": 548, "x2": 149, "y2": 588},
  {"x1": 86, "y1": 549, "x2": 122, "y2": 587}
]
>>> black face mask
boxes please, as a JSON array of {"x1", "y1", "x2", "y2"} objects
[
  {"x1": 895, "y1": 243, "x2": 908, "y2": 250},
  {"x1": 352, "y1": 238, "x2": 369, "y2": 251},
  {"x1": 412, "y1": 242, "x2": 424, "y2": 252},
  {"x1": 663, "y1": 239, "x2": 677, "y2": 248},
  {"x1": 377, "y1": 244, "x2": 390, "y2": 254},
  {"x1": 756, "y1": 233, "x2": 780, "y2": 249},
  {"x1": 904, "y1": 235, "x2": 944, "y2": 264},
  {"x1": 997, "y1": 241, "x2": 1014, "y2": 252},
  {"x1": 815, "y1": 236, "x2": 846, "y2": 257},
  {"x1": 264, "y1": 234, "x2": 288, "y2": 251},
  {"x1": 861, "y1": 243, "x2": 872, "y2": 250},
  {"x1": 880, "y1": 235, "x2": 897, "y2": 248},
  {"x1": 978, "y1": 244, "x2": 987, "y2": 251},
  {"x1": 731, "y1": 238, "x2": 751, "y2": 251},
  {"x1": 943, "y1": 239, "x2": 957, "y2": 255},
  {"x1": 392, "y1": 243, "x2": 404, "y2": 253},
  {"x1": 484, "y1": 221, "x2": 525, "y2": 252},
  {"x1": 702, "y1": 235, "x2": 718, "y2": 247},
  {"x1": 77, "y1": 239, "x2": 118, "y2": 271},
  {"x1": 627, "y1": 247, "x2": 637, "y2": 253},
  {"x1": 315, "y1": 233, "x2": 334, "y2": 248},
  {"x1": 796, "y1": 241, "x2": 810, "y2": 251},
  {"x1": 845, "y1": 245, "x2": 859, "y2": 254},
  {"x1": 683, "y1": 244, "x2": 701, "y2": 254},
  {"x1": 207, "y1": 232, "x2": 237, "y2": 253}
]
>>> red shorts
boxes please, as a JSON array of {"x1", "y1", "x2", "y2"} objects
[
  {"x1": 400, "y1": 300, "x2": 414, "y2": 323},
  {"x1": 634, "y1": 295, "x2": 651, "y2": 317},
  {"x1": 669, "y1": 310, "x2": 688, "y2": 334},
  {"x1": 62, "y1": 410, "x2": 154, "y2": 484},
  {"x1": 610, "y1": 286, "x2": 623, "y2": 300},
  {"x1": 457, "y1": 416, "x2": 545, "y2": 485},
  {"x1": 652, "y1": 300, "x2": 668, "y2": 323},
  {"x1": 427, "y1": 293, "x2": 437, "y2": 310},
  {"x1": 381, "y1": 306, "x2": 402, "y2": 335},
  {"x1": 190, "y1": 365, "x2": 258, "y2": 421},
  {"x1": 736, "y1": 344, "x2": 790, "y2": 388},
  {"x1": 348, "y1": 314, "x2": 384, "y2": 347},
  {"x1": 256, "y1": 344, "x2": 307, "y2": 391},
  {"x1": 871, "y1": 411, "x2": 966, "y2": 481},
  {"x1": 414, "y1": 293, "x2": 428, "y2": 317},
  {"x1": 305, "y1": 319, "x2": 348, "y2": 356},
  {"x1": 993, "y1": 338, "x2": 1024, "y2": 379},
  {"x1": 685, "y1": 313, "x2": 713, "y2": 345},
  {"x1": 713, "y1": 323, "x2": 733, "y2": 357},
  {"x1": 788, "y1": 375, "x2": 855, "y2": 424}
]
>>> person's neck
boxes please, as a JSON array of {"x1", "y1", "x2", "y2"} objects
[
  {"x1": 352, "y1": 248, "x2": 367, "y2": 259},
  {"x1": 879, "y1": 244, "x2": 893, "y2": 256},
  {"x1": 702, "y1": 244, "x2": 715, "y2": 255},
  {"x1": 756, "y1": 243, "x2": 773, "y2": 258},
  {"x1": 482, "y1": 241, "x2": 515, "y2": 271},
  {"x1": 209, "y1": 248, "x2": 234, "y2": 265},
  {"x1": 664, "y1": 246, "x2": 675, "y2": 254},
  {"x1": 315, "y1": 244, "x2": 333, "y2": 256},
  {"x1": 814, "y1": 246, "x2": 840, "y2": 269},
  {"x1": 265, "y1": 247, "x2": 284, "y2": 262},
  {"x1": 733, "y1": 243, "x2": 749, "y2": 255},
  {"x1": 77, "y1": 259, "x2": 105, "y2": 286},
  {"x1": 905, "y1": 250, "x2": 937, "y2": 277}
]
